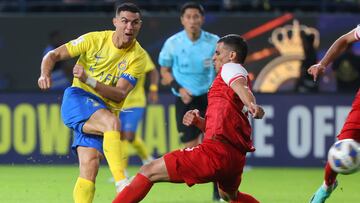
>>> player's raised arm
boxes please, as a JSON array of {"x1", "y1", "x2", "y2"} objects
[
  {"x1": 38, "y1": 44, "x2": 71, "y2": 90},
  {"x1": 230, "y1": 78, "x2": 264, "y2": 119},
  {"x1": 308, "y1": 27, "x2": 358, "y2": 81}
]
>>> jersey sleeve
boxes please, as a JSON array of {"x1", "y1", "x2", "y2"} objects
[
  {"x1": 65, "y1": 32, "x2": 94, "y2": 57},
  {"x1": 158, "y1": 38, "x2": 173, "y2": 68},
  {"x1": 221, "y1": 62, "x2": 248, "y2": 86},
  {"x1": 354, "y1": 25, "x2": 360, "y2": 41},
  {"x1": 121, "y1": 49, "x2": 147, "y2": 87}
]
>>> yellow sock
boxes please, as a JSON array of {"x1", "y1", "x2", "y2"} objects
[
  {"x1": 103, "y1": 131, "x2": 126, "y2": 182},
  {"x1": 73, "y1": 177, "x2": 95, "y2": 203},
  {"x1": 132, "y1": 136, "x2": 150, "y2": 160},
  {"x1": 121, "y1": 140, "x2": 129, "y2": 170}
]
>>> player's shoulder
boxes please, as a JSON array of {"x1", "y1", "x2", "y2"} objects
[
  {"x1": 221, "y1": 62, "x2": 248, "y2": 74},
  {"x1": 220, "y1": 63, "x2": 248, "y2": 86},
  {"x1": 82, "y1": 30, "x2": 112, "y2": 40}
]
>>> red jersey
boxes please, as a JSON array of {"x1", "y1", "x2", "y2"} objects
[{"x1": 204, "y1": 62, "x2": 255, "y2": 153}]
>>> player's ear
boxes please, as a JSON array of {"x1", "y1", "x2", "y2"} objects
[
  {"x1": 113, "y1": 17, "x2": 117, "y2": 27},
  {"x1": 229, "y1": 51, "x2": 237, "y2": 62}
]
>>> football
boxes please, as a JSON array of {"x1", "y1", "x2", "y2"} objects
[{"x1": 328, "y1": 139, "x2": 360, "y2": 175}]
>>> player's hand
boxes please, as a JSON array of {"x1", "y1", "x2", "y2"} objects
[
  {"x1": 179, "y1": 88, "x2": 192, "y2": 104},
  {"x1": 73, "y1": 64, "x2": 87, "y2": 83},
  {"x1": 307, "y1": 63, "x2": 326, "y2": 82},
  {"x1": 38, "y1": 74, "x2": 52, "y2": 90},
  {"x1": 249, "y1": 103, "x2": 265, "y2": 119},
  {"x1": 183, "y1": 109, "x2": 201, "y2": 126},
  {"x1": 148, "y1": 90, "x2": 159, "y2": 104}
]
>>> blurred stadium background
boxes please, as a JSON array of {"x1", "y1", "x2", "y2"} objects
[{"x1": 1, "y1": 0, "x2": 360, "y2": 202}]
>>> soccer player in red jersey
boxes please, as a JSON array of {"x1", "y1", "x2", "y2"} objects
[
  {"x1": 308, "y1": 25, "x2": 360, "y2": 203},
  {"x1": 113, "y1": 34, "x2": 265, "y2": 203}
]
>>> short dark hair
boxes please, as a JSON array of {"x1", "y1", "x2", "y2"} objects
[
  {"x1": 180, "y1": 2, "x2": 205, "y2": 16},
  {"x1": 218, "y1": 34, "x2": 248, "y2": 64},
  {"x1": 116, "y1": 2, "x2": 141, "y2": 17}
]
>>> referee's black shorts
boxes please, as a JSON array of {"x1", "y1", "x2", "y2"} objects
[{"x1": 175, "y1": 94, "x2": 208, "y2": 143}]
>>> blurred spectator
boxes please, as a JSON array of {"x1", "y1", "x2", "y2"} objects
[
  {"x1": 43, "y1": 30, "x2": 72, "y2": 91},
  {"x1": 332, "y1": 43, "x2": 360, "y2": 93},
  {"x1": 295, "y1": 30, "x2": 318, "y2": 93}
]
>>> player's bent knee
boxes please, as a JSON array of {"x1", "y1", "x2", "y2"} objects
[
  {"x1": 139, "y1": 162, "x2": 154, "y2": 178},
  {"x1": 139, "y1": 158, "x2": 169, "y2": 182},
  {"x1": 139, "y1": 160, "x2": 162, "y2": 182},
  {"x1": 101, "y1": 114, "x2": 121, "y2": 131}
]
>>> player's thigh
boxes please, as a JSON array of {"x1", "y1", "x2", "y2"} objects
[
  {"x1": 217, "y1": 150, "x2": 245, "y2": 196},
  {"x1": 140, "y1": 157, "x2": 170, "y2": 182},
  {"x1": 61, "y1": 87, "x2": 110, "y2": 135},
  {"x1": 83, "y1": 109, "x2": 120, "y2": 134}
]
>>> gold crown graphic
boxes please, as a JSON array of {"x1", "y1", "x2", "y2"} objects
[{"x1": 271, "y1": 20, "x2": 320, "y2": 56}]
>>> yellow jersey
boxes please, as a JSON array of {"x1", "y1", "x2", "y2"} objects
[
  {"x1": 65, "y1": 31, "x2": 146, "y2": 112},
  {"x1": 122, "y1": 51, "x2": 155, "y2": 109}
]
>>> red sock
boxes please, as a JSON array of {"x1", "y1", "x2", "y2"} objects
[
  {"x1": 230, "y1": 191, "x2": 259, "y2": 203},
  {"x1": 112, "y1": 173, "x2": 153, "y2": 203},
  {"x1": 324, "y1": 162, "x2": 338, "y2": 186}
]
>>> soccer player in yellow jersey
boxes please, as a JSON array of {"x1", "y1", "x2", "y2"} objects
[
  {"x1": 120, "y1": 51, "x2": 159, "y2": 170},
  {"x1": 37, "y1": 3, "x2": 146, "y2": 203}
]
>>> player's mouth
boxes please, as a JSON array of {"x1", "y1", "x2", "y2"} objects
[{"x1": 125, "y1": 33, "x2": 133, "y2": 37}]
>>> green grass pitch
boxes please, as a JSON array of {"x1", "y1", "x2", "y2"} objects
[{"x1": 1, "y1": 165, "x2": 359, "y2": 203}]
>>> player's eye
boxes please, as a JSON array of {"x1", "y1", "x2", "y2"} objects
[
  {"x1": 121, "y1": 18, "x2": 141, "y2": 26},
  {"x1": 121, "y1": 19, "x2": 129, "y2": 24}
]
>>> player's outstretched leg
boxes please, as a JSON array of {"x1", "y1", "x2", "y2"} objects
[
  {"x1": 113, "y1": 157, "x2": 170, "y2": 203},
  {"x1": 309, "y1": 181, "x2": 338, "y2": 203},
  {"x1": 112, "y1": 173, "x2": 153, "y2": 203},
  {"x1": 309, "y1": 163, "x2": 338, "y2": 203}
]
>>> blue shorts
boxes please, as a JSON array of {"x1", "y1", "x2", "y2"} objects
[
  {"x1": 120, "y1": 107, "x2": 145, "y2": 133},
  {"x1": 61, "y1": 87, "x2": 107, "y2": 154}
]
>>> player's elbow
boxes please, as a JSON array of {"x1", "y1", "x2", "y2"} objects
[
  {"x1": 45, "y1": 50, "x2": 61, "y2": 63},
  {"x1": 112, "y1": 95, "x2": 125, "y2": 103},
  {"x1": 112, "y1": 89, "x2": 128, "y2": 103}
]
